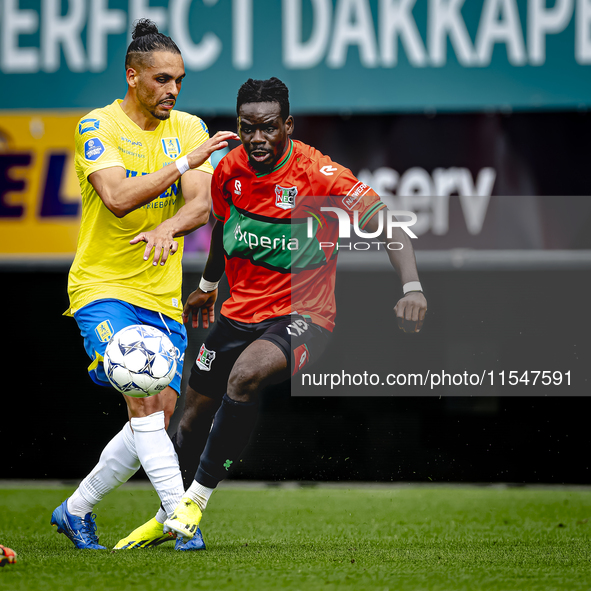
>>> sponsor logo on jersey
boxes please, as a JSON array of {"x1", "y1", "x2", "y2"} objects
[
  {"x1": 196, "y1": 344, "x2": 216, "y2": 371},
  {"x1": 161, "y1": 137, "x2": 181, "y2": 159},
  {"x1": 233, "y1": 221, "x2": 299, "y2": 251},
  {"x1": 234, "y1": 179, "x2": 242, "y2": 195},
  {"x1": 120, "y1": 136, "x2": 143, "y2": 147},
  {"x1": 84, "y1": 138, "x2": 105, "y2": 161},
  {"x1": 95, "y1": 320, "x2": 114, "y2": 343},
  {"x1": 224, "y1": 204, "x2": 326, "y2": 272},
  {"x1": 342, "y1": 181, "x2": 371, "y2": 210},
  {"x1": 79, "y1": 118, "x2": 100, "y2": 135},
  {"x1": 275, "y1": 185, "x2": 297, "y2": 209}
]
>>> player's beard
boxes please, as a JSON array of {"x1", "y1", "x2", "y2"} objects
[
  {"x1": 137, "y1": 86, "x2": 173, "y2": 121},
  {"x1": 248, "y1": 156, "x2": 272, "y2": 172},
  {"x1": 247, "y1": 147, "x2": 278, "y2": 172},
  {"x1": 148, "y1": 98, "x2": 173, "y2": 120},
  {"x1": 150, "y1": 106, "x2": 171, "y2": 121}
]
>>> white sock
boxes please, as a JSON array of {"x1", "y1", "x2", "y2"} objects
[
  {"x1": 131, "y1": 411, "x2": 184, "y2": 518},
  {"x1": 67, "y1": 422, "x2": 140, "y2": 517},
  {"x1": 184, "y1": 481, "x2": 214, "y2": 512},
  {"x1": 154, "y1": 507, "x2": 167, "y2": 524}
]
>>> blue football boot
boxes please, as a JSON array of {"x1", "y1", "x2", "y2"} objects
[
  {"x1": 175, "y1": 527, "x2": 206, "y2": 551},
  {"x1": 51, "y1": 500, "x2": 106, "y2": 549}
]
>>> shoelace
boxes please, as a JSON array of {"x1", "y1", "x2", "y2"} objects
[{"x1": 81, "y1": 514, "x2": 100, "y2": 544}]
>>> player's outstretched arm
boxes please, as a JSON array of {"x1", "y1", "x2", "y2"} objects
[
  {"x1": 182, "y1": 220, "x2": 226, "y2": 329},
  {"x1": 365, "y1": 210, "x2": 428, "y2": 333},
  {"x1": 130, "y1": 169, "x2": 213, "y2": 266},
  {"x1": 89, "y1": 131, "x2": 238, "y2": 218}
]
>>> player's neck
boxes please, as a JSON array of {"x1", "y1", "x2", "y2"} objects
[{"x1": 119, "y1": 94, "x2": 162, "y2": 132}]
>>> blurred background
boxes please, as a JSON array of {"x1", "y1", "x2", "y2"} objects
[{"x1": 2, "y1": 0, "x2": 591, "y2": 484}]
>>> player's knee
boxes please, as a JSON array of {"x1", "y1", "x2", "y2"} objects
[{"x1": 227, "y1": 361, "x2": 263, "y2": 402}]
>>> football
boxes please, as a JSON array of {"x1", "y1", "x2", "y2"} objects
[{"x1": 103, "y1": 325, "x2": 177, "y2": 397}]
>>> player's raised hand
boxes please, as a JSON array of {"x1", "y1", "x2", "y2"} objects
[
  {"x1": 183, "y1": 287, "x2": 217, "y2": 329},
  {"x1": 187, "y1": 131, "x2": 239, "y2": 170},
  {"x1": 130, "y1": 226, "x2": 179, "y2": 266},
  {"x1": 394, "y1": 291, "x2": 427, "y2": 333}
]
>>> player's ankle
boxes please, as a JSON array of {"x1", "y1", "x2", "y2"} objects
[
  {"x1": 154, "y1": 507, "x2": 168, "y2": 524},
  {"x1": 67, "y1": 492, "x2": 94, "y2": 518},
  {"x1": 185, "y1": 481, "x2": 214, "y2": 512}
]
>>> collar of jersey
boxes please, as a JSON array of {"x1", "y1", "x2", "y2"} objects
[{"x1": 254, "y1": 140, "x2": 294, "y2": 178}]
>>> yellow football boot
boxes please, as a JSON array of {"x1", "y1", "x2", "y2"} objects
[
  {"x1": 163, "y1": 498, "x2": 203, "y2": 542},
  {"x1": 113, "y1": 517, "x2": 174, "y2": 549}
]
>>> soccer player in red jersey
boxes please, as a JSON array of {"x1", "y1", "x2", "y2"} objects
[{"x1": 121, "y1": 78, "x2": 427, "y2": 547}]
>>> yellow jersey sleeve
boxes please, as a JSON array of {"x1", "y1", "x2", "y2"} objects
[
  {"x1": 180, "y1": 114, "x2": 214, "y2": 176},
  {"x1": 74, "y1": 111, "x2": 125, "y2": 179}
]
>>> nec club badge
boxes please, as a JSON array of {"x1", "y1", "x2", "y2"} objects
[
  {"x1": 196, "y1": 344, "x2": 216, "y2": 371},
  {"x1": 275, "y1": 185, "x2": 297, "y2": 210}
]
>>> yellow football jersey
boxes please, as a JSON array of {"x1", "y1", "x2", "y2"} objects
[{"x1": 67, "y1": 99, "x2": 213, "y2": 322}]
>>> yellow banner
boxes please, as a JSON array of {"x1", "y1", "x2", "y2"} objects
[{"x1": 0, "y1": 112, "x2": 84, "y2": 256}]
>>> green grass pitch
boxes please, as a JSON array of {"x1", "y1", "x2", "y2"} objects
[{"x1": 1, "y1": 483, "x2": 590, "y2": 590}]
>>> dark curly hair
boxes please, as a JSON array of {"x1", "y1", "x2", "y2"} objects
[
  {"x1": 236, "y1": 78, "x2": 290, "y2": 121},
  {"x1": 125, "y1": 19, "x2": 181, "y2": 69}
]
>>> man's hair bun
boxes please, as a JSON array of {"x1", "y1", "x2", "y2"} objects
[
  {"x1": 126, "y1": 19, "x2": 180, "y2": 69},
  {"x1": 132, "y1": 19, "x2": 159, "y2": 40}
]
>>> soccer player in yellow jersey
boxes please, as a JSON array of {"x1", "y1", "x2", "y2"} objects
[{"x1": 50, "y1": 19, "x2": 237, "y2": 550}]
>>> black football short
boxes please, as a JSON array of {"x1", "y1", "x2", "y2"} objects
[{"x1": 189, "y1": 314, "x2": 330, "y2": 400}]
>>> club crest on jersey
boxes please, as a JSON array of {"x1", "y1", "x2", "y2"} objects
[
  {"x1": 162, "y1": 137, "x2": 181, "y2": 159},
  {"x1": 196, "y1": 344, "x2": 216, "y2": 371},
  {"x1": 275, "y1": 185, "x2": 297, "y2": 210}
]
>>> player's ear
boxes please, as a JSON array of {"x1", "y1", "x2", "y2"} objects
[
  {"x1": 285, "y1": 116, "x2": 294, "y2": 137},
  {"x1": 126, "y1": 67, "x2": 138, "y2": 88}
]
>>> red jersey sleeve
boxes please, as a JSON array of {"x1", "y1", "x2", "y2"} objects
[
  {"x1": 211, "y1": 164, "x2": 229, "y2": 222},
  {"x1": 310, "y1": 152, "x2": 386, "y2": 229}
]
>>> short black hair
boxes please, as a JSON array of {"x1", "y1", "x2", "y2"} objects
[
  {"x1": 125, "y1": 19, "x2": 181, "y2": 69},
  {"x1": 236, "y1": 78, "x2": 290, "y2": 121}
]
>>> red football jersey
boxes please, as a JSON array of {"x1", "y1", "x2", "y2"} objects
[{"x1": 212, "y1": 140, "x2": 386, "y2": 331}]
